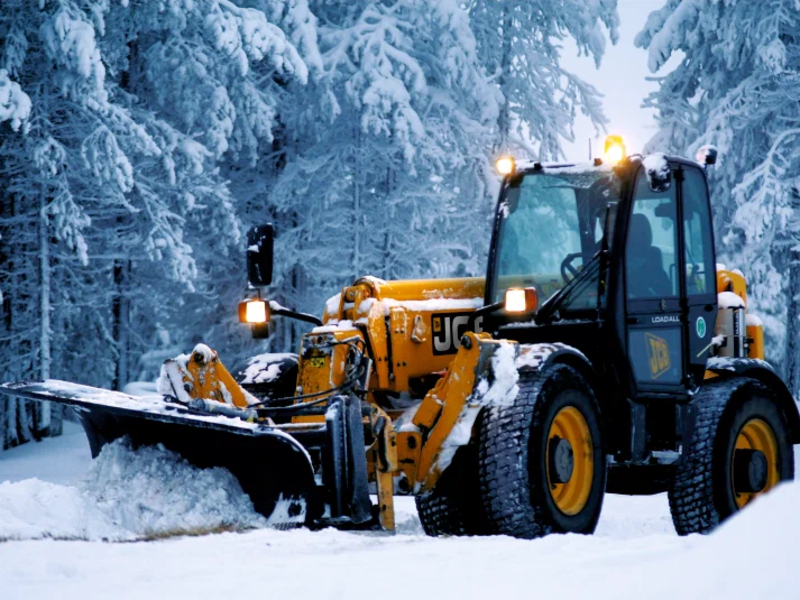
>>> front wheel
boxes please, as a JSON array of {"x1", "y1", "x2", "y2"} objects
[
  {"x1": 477, "y1": 364, "x2": 606, "y2": 539},
  {"x1": 669, "y1": 378, "x2": 794, "y2": 535},
  {"x1": 415, "y1": 444, "x2": 483, "y2": 536}
]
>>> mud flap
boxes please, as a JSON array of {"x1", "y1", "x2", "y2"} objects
[
  {"x1": 323, "y1": 395, "x2": 372, "y2": 524},
  {"x1": 0, "y1": 380, "x2": 316, "y2": 523}
]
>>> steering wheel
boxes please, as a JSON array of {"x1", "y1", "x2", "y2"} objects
[{"x1": 560, "y1": 253, "x2": 583, "y2": 283}]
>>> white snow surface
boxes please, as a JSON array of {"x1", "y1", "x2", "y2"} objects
[
  {"x1": 0, "y1": 436, "x2": 266, "y2": 542},
  {"x1": 432, "y1": 341, "x2": 521, "y2": 481},
  {"x1": 324, "y1": 292, "x2": 342, "y2": 317},
  {"x1": 643, "y1": 152, "x2": 670, "y2": 186},
  {"x1": 746, "y1": 313, "x2": 763, "y2": 327},
  {"x1": 36, "y1": 379, "x2": 262, "y2": 433},
  {"x1": 480, "y1": 342, "x2": 520, "y2": 406},
  {"x1": 718, "y1": 291, "x2": 745, "y2": 309},
  {"x1": 357, "y1": 297, "x2": 484, "y2": 317},
  {"x1": 2, "y1": 419, "x2": 800, "y2": 598}
]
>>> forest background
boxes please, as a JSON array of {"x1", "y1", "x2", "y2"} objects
[{"x1": 2, "y1": 0, "x2": 797, "y2": 447}]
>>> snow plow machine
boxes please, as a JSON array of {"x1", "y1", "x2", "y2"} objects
[{"x1": 3, "y1": 138, "x2": 799, "y2": 538}]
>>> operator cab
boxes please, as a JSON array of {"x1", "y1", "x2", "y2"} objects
[
  {"x1": 488, "y1": 163, "x2": 620, "y2": 318},
  {"x1": 485, "y1": 146, "x2": 718, "y2": 408}
]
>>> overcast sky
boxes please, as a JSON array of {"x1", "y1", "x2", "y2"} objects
[{"x1": 559, "y1": 0, "x2": 681, "y2": 163}]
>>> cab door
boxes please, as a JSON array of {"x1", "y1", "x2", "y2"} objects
[
  {"x1": 678, "y1": 165, "x2": 717, "y2": 386},
  {"x1": 624, "y1": 166, "x2": 688, "y2": 394}
]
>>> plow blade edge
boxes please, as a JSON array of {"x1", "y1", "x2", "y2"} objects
[{"x1": 0, "y1": 380, "x2": 316, "y2": 523}]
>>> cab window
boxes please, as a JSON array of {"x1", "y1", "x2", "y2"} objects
[
  {"x1": 626, "y1": 171, "x2": 679, "y2": 299},
  {"x1": 682, "y1": 167, "x2": 715, "y2": 296}
]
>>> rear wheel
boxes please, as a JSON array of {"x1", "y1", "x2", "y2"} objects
[
  {"x1": 477, "y1": 364, "x2": 606, "y2": 539},
  {"x1": 669, "y1": 378, "x2": 794, "y2": 535}
]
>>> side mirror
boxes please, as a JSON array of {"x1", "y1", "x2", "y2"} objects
[
  {"x1": 696, "y1": 145, "x2": 718, "y2": 166},
  {"x1": 247, "y1": 224, "x2": 274, "y2": 286}
]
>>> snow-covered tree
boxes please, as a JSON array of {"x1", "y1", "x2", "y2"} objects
[
  {"x1": 469, "y1": 0, "x2": 619, "y2": 159},
  {"x1": 636, "y1": 0, "x2": 800, "y2": 389},
  {"x1": 239, "y1": 0, "x2": 500, "y2": 351},
  {"x1": 0, "y1": 0, "x2": 314, "y2": 447},
  {"x1": 0, "y1": 0, "x2": 621, "y2": 449},
  {"x1": 259, "y1": 0, "x2": 620, "y2": 350}
]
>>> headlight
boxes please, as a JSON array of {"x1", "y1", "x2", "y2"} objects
[
  {"x1": 505, "y1": 287, "x2": 538, "y2": 313},
  {"x1": 238, "y1": 299, "x2": 269, "y2": 324}
]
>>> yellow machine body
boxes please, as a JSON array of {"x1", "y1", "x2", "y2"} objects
[
  {"x1": 168, "y1": 269, "x2": 770, "y2": 531},
  {"x1": 715, "y1": 267, "x2": 765, "y2": 361},
  {"x1": 167, "y1": 277, "x2": 512, "y2": 530},
  {"x1": 320, "y1": 276, "x2": 486, "y2": 392}
]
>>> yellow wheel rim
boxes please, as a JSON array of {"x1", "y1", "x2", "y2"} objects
[
  {"x1": 546, "y1": 406, "x2": 594, "y2": 516},
  {"x1": 733, "y1": 418, "x2": 779, "y2": 508}
]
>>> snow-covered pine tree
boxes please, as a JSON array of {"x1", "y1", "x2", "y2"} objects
[
  {"x1": 255, "y1": 0, "x2": 500, "y2": 351},
  {"x1": 0, "y1": 0, "x2": 623, "y2": 449},
  {"x1": 0, "y1": 0, "x2": 314, "y2": 447},
  {"x1": 98, "y1": 0, "x2": 323, "y2": 371},
  {"x1": 469, "y1": 0, "x2": 619, "y2": 159},
  {"x1": 636, "y1": 0, "x2": 800, "y2": 389},
  {"x1": 262, "y1": 0, "x2": 620, "y2": 349}
]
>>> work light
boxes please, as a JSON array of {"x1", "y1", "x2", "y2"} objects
[
  {"x1": 603, "y1": 135, "x2": 626, "y2": 164},
  {"x1": 505, "y1": 287, "x2": 538, "y2": 313},
  {"x1": 496, "y1": 156, "x2": 516, "y2": 176},
  {"x1": 238, "y1": 299, "x2": 269, "y2": 324}
]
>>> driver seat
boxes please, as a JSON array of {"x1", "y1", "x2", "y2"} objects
[{"x1": 627, "y1": 213, "x2": 671, "y2": 298}]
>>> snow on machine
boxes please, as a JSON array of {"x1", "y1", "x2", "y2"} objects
[{"x1": 3, "y1": 137, "x2": 798, "y2": 537}]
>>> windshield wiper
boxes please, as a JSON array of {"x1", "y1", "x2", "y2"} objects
[{"x1": 535, "y1": 251, "x2": 603, "y2": 325}]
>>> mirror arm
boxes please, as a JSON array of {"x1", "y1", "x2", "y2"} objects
[
  {"x1": 473, "y1": 300, "x2": 505, "y2": 319},
  {"x1": 271, "y1": 306, "x2": 323, "y2": 327},
  {"x1": 468, "y1": 300, "x2": 505, "y2": 330}
]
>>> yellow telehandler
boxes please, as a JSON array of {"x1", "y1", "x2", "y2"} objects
[{"x1": 4, "y1": 139, "x2": 798, "y2": 537}]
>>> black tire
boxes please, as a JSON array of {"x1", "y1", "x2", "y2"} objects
[
  {"x1": 477, "y1": 364, "x2": 606, "y2": 539},
  {"x1": 416, "y1": 443, "x2": 483, "y2": 536},
  {"x1": 669, "y1": 377, "x2": 795, "y2": 535}
]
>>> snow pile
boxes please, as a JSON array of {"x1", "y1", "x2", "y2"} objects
[
  {"x1": 671, "y1": 481, "x2": 799, "y2": 598},
  {"x1": 324, "y1": 293, "x2": 342, "y2": 319},
  {"x1": 479, "y1": 342, "x2": 520, "y2": 406},
  {"x1": 718, "y1": 290, "x2": 745, "y2": 309},
  {"x1": 0, "y1": 438, "x2": 266, "y2": 542},
  {"x1": 121, "y1": 381, "x2": 158, "y2": 397},
  {"x1": 431, "y1": 342, "x2": 521, "y2": 483},
  {"x1": 643, "y1": 152, "x2": 671, "y2": 191}
]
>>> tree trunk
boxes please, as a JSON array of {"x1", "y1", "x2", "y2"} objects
[
  {"x1": 36, "y1": 192, "x2": 52, "y2": 437},
  {"x1": 353, "y1": 123, "x2": 361, "y2": 275},
  {"x1": 112, "y1": 259, "x2": 130, "y2": 390},
  {"x1": 786, "y1": 248, "x2": 800, "y2": 399},
  {"x1": 49, "y1": 282, "x2": 64, "y2": 435},
  {"x1": 496, "y1": 1, "x2": 513, "y2": 150}
]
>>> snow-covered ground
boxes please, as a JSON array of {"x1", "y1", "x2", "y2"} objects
[{"x1": 0, "y1": 424, "x2": 796, "y2": 600}]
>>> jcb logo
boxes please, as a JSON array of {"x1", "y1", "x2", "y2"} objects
[
  {"x1": 431, "y1": 312, "x2": 483, "y2": 355},
  {"x1": 645, "y1": 333, "x2": 671, "y2": 379}
]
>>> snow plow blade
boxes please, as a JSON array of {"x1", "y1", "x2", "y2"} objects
[{"x1": 0, "y1": 380, "x2": 317, "y2": 524}]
